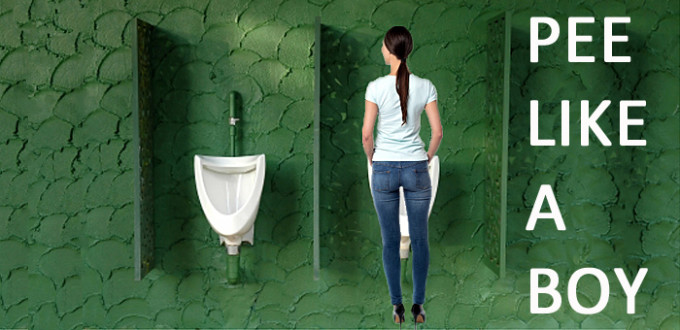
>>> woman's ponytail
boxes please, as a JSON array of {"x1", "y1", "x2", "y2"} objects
[
  {"x1": 396, "y1": 58, "x2": 409, "y2": 125},
  {"x1": 384, "y1": 26, "x2": 413, "y2": 126}
]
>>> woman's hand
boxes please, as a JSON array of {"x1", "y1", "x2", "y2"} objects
[{"x1": 427, "y1": 153, "x2": 432, "y2": 164}]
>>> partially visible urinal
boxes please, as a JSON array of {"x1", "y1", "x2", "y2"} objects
[
  {"x1": 194, "y1": 154, "x2": 266, "y2": 255},
  {"x1": 368, "y1": 156, "x2": 440, "y2": 258}
]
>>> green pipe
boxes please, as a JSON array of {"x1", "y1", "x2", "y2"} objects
[
  {"x1": 227, "y1": 253, "x2": 239, "y2": 284},
  {"x1": 229, "y1": 91, "x2": 238, "y2": 157},
  {"x1": 227, "y1": 91, "x2": 239, "y2": 284}
]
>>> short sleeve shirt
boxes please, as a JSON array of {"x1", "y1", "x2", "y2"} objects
[{"x1": 365, "y1": 73, "x2": 437, "y2": 161}]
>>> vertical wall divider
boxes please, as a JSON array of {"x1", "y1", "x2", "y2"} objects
[
  {"x1": 132, "y1": 18, "x2": 155, "y2": 280},
  {"x1": 499, "y1": 10, "x2": 512, "y2": 279},
  {"x1": 483, "y1": 11, "x2": 511, "y2": 279},
  {"x1": 313, "y1": 16, "x2": 321, "y2": 281}
]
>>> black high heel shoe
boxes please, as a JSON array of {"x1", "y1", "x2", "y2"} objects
[
  {"x1": 393, "y1": 303, "x2": 405, "y2": 328},
  {"x1": 411, "y1": 304, "x2": 425, "y2": 329}
]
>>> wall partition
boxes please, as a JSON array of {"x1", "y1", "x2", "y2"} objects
[
  {"x1": 483, "y1": 11, "x2": 511, "y2": 279},
  {"x1": 132, "y1": 18, "x2": 155, "y2": 280}
]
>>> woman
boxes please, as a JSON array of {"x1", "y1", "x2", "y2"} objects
[{"x1": 362, "y1": 26, "x2": 443, "y2": 327}]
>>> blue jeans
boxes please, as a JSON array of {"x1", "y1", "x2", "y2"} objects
[{"x1": 370, "y1": 160, "x2": 431, "y2": 305}]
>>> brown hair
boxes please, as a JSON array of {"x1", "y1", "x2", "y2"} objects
[{"x1": 383, "y1": 26, "x2": 413, "y2": 125}]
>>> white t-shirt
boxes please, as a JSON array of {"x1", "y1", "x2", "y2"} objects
[{"x1": 365, "y1": 73, "x2": 437, "y2": 161}]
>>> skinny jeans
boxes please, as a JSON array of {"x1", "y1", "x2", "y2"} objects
[{"x1": 370, "y1": 160, "x2": 431, "y2": 305}]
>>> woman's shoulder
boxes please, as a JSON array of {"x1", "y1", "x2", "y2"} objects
[
  {"x1": 366, "y1": 75, "x2": 394, "y2": 93},
  {"x1": 369, "y1": 75, "x2": 393, "y2": 85},
  {"x1": 409, "y1": 74, "x2": 435, "y2": 86}
]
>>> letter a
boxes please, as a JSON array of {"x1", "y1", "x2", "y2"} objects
[{"x1": 526, "y1": 184, "x2": 566, "y2": 230}]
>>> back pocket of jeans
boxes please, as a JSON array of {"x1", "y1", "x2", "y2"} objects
[
  {"x1": 414, "y1": 168, "x2": 430, "y2": 189},
  {"x1": 372, "y1": 170, "x2": 391, "y2": 192}
]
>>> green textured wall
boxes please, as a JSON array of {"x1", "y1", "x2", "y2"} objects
[
  {"x1": 0, "y1": 0, "x2": 677, "y2": 329},
  {"x1": 505, "y1": 3, "x2": 679, "y2": 328}
]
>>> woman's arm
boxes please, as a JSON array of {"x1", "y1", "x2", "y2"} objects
[
  {"x1": 424, "y1": 100, "x2": 443, "y2": 162},
  {"x1": 362, "y1": 100, "x2": 378, "y2": 164}
]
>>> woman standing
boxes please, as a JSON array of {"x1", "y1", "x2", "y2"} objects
[{"x1": 362, "y1": 26, "x2": 443, "y2": 327}]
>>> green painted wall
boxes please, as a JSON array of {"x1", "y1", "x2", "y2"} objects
[
  {"x1": 0, "y1": 0, "x2": 677, "y2": 329},
  {"x1": 505, "y1": 4, "x2": 679, "y2": 328}
]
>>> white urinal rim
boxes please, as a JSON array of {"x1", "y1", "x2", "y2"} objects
[{"x1": 198, "y1": 154, "x2": 263, "y2": 168}]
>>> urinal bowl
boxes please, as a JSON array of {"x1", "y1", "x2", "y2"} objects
[
  {"x1": 368, "y1": 156, "x2": 440, "y2": 258},
  {"x1": 194, "y1": 154, "x2": 266, "y2": 255}
]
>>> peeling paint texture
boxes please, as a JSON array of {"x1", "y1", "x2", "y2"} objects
[{"x1": 0, "y1": 0, "x2": 678, "y2": 329}]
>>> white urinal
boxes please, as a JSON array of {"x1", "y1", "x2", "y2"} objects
[
  {"x1": 194, "y1": 154, "x2": 266, "y2": 255},
  {"x1": 368, "y1": 156, "x2": 439, "y2": 258}
]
